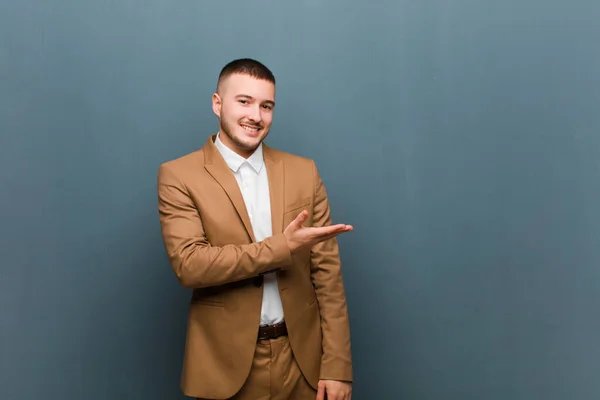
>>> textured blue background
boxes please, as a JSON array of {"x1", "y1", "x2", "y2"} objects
[{"x1": 1, "y1": 1, "x2": 599, "y2": 398}]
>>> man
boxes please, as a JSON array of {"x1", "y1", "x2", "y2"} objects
[{"x1": 157, "y1": 58, "x2": 353, "y2": 400}]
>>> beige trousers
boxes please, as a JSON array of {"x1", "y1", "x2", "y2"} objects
[{"x1": 198, "y1": 335, "x2": 317, "y2": 400}]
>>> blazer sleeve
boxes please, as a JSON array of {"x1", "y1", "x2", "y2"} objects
[
  {"x1": 309, "y1": 160, "x2": 353, "y2": 383},
  {"x1": 157, "y1": 163, "x2": 293, "y2": 289}
]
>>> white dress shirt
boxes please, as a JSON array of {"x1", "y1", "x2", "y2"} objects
[{"x1": 214, "y1": 133, "x2": 284, "y2": 326}]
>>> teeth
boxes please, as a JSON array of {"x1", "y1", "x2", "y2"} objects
[{"x1": 242, "y1": 125, "x2": 259, "y2": 132}]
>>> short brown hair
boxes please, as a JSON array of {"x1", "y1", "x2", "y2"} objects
[{"x1": 217, "y1": 58, "x2": 275, "y2": 91}]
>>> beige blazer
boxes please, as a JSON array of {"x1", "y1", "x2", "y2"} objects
[{"x1": 157, "y1": 134, "x2": 352, "y2": 399}]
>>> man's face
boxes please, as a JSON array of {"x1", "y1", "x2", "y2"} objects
[{"x1": 212, "y1": 73, "x2": 275, "y2": 158}]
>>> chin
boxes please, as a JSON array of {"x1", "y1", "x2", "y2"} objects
[
  {"x1": 231, "y1": 135, "x2": 259, "y2": 152},
  {"x1": 241, "y1": 139, "x2": 263, "y2": 151}
]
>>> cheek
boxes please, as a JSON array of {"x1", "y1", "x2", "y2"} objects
[
  {"x1": 223, "y1": 103, "x2": 244, "y2": 119},
  {"x1": 225, "y1": 111, "x2": 244, "y2": 125},
  {"x1": 261, "y1": 112, "x2": 273, "y2": 126}
]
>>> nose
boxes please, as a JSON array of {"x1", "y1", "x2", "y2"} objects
[{"x1": 247, "y1": 105, "x2": 261, "y2": 123}]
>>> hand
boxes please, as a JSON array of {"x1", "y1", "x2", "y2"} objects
[
  {"x1": 316, "y1": 379, "x2": 352, "y2": 400},
  {"x1": 284, "y1": 210, "x2": 353, "y2": 254}
]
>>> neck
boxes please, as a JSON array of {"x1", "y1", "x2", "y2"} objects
[{"x1": 217, "y1": 131, "x2": 255, "y2": 159}]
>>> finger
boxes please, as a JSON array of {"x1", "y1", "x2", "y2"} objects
[
  {"x1": 316, "y1": 384, "x2": 325, "y2": 400},
  {"x1": 312, "y1": 224, "x2": 352, "y2": 237},
  {"x1": 321, "y1": 232, "x2": 346, "y2": 242},
  {"x1": 311, "y1": 233, "x2": 346, "y2": 246},
  {"x1": 312, "y1": 226, "x2": 353, "y2": 241}
]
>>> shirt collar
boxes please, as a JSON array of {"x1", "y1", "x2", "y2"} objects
[{"x1": 214, "y1": 133, "x2": 264, "y2": 173}]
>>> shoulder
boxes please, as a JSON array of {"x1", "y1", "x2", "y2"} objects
[
  {"x1": 264, "y1": 144, "x2": 317, "y2": 172},
  {"x1": 158, "y1": 147, "x2": 206, "y2": 185},
  {"x1": 160, "y1": 148, "x2": 204, "y2": 170}
]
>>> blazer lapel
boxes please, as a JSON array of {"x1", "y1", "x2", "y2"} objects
[
  {"x1": 264, "y1": 144, "x2": 284, "y2": 235},
  {"x1": 203, "y1": 135, "x2": 256, "y2": 242}
]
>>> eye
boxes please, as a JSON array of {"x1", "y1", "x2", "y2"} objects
[
  {"x1": 262, "y1": 104, "x2": 273, "y2": 110},
  {"x1": 238, "y1": 99, "x2": 248, "y2": 104}
]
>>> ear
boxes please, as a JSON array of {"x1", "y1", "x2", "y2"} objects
[{"x1": 212, "y1": 93, "x2": 222, "y2": 117}]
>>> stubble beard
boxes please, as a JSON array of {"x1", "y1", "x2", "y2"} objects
[{"x1": 220, "y1": 118, "x2": 268, "y2": 153}]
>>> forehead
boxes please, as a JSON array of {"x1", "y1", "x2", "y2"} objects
[{"x1": 220, "y1": 73, "x2": 275, "y2": 100}]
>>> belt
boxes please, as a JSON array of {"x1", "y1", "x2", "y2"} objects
[{"x1": 257, "y1": 321, "x2": 288, "y2": 341}]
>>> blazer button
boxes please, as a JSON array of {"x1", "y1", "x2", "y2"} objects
[{"x1": 253, "y1": 276, "x2": 263, "y2": 287}]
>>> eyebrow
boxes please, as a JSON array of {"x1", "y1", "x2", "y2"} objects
[{"x1": 235, "y1": 94, "x2": 275, "y2": 106}]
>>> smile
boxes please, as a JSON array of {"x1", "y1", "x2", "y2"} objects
[{"x1": 241, "y1": 124, "x2": 260, "y2": 132}]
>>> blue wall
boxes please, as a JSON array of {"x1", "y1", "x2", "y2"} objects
[{"x1": 1, "y1": 1, "x2": 599, "y2": 398}]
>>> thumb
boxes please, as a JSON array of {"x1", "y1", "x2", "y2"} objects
[{"x1": 293, "y1": 210, "x2": 308, "y2": 228}]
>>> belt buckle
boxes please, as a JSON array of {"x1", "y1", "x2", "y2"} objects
[
  {"x1": 258, "y1": 322, "x2": 284, "y2": 341},
  {"x1": 258, "y1": 324, "x2": 270, "y2": 341}
]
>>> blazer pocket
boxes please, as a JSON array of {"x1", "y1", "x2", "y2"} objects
[
  {"x1": 192, "y1": 299, "x2": 224, "y2": 308},
  {"x1": 284, "y1": 197, "x2": 312, "y2": 214},
  {"x1": 190, "y1": 290, "x2": 224, "y2": 307}
]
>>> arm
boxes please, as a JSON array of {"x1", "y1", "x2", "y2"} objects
[
  {"x1": 157, "y1": 163, "x2": 292, "y2": 289},
  {"x1": 309, "y1": 160, "x2": 353, "y2": 383}
]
